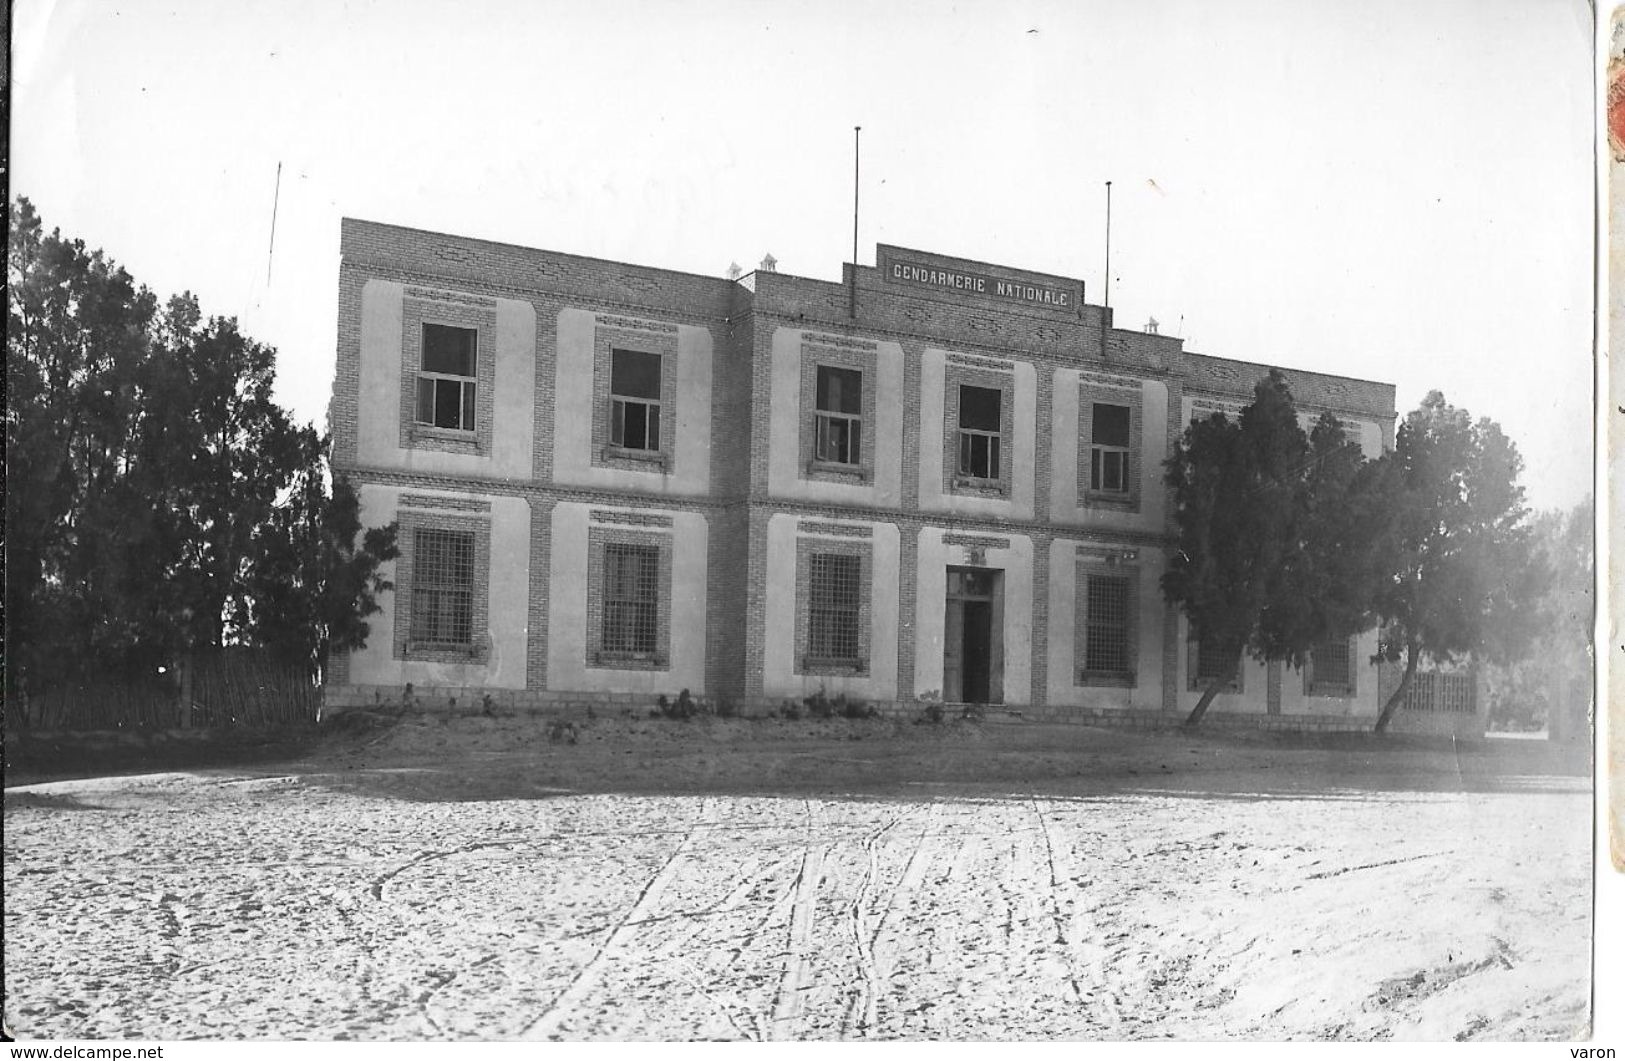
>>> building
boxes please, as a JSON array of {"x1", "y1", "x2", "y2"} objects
[{"x1": 324, "y1": 218, "x2": 1468, "y2": 733}]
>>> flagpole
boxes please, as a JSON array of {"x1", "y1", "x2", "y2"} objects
[{"x1": 850, "y1": 126, "x2": 862, "y2": 319}]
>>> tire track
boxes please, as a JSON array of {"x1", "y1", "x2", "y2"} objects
[
  {"x1": 867, "y1": 801, "x2": 940, "y2": 983},
  {"x1": 517, "y1": 797, "x2": 715, "y2": 1040},
  {"x1": 1030, "y1": 798, "x2": 1087, "y2": 1007},
  {"x1": 766, "y1": 800, "x2": 827, "y2": 1041},
  {"x1": 838, "y1": 812, "x2": 902, "y2": 1038}
]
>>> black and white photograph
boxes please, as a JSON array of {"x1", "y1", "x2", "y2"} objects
[{"x1": 3, "y1": 0, "x2": 1609, "y2": 1046}]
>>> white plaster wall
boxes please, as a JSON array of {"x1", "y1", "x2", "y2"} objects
[
  {"x1": 550, "y1": 308, "x2": 713, "y2": 497},
  {"x1": 546, "y1": 501, "x2": 708, "y2": 694},
  {"x1": 355, "y1": 279, "x2": 536, "y2": 479},
  {"x1": 348, "y1": 484, "x2": 530, "y2": 690},
  {"x1": 766, "y1": 328, "x2": 905, "y2": 508},
  {"x1": 1353, "y1": 419, "x2": 1382, "y2": 458},
  {"x1": 1045, "y1": 540, "x2": 1166, "y2": 710},
  {"x1": 913, "y1": 528, "x2": 1034, "y2": 705},
  {"x1": 1050, "y1": 371, "x2": 1169, "y2": 532},
  {"x1": 760, "y1": 514, "x2": 901, "y2": 701},
  {"x1": 917, "y1": 351, "x2": 1037, "y2": 520}
]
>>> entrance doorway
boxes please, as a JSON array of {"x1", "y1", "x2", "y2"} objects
[{"x1": 944, "y1": 566, "x2": 1002, "y2": 704}]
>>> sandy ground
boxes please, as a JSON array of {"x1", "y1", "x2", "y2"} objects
[{"x1": 1, "y1": 715, "x2": 1593, "y2": 1041}]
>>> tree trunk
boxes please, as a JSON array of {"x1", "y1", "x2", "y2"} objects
[
  {"x1": 1184, "y1": 675, "x2": 1229, "y2": 727},
  {"x1": 177, "y1": 651, "x2": 194, "y2": 729},
  {"x1": 1374, "y1": 642, "x2": 1419, "y2": 733}
]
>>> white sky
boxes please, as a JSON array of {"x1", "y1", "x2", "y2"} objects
[{"x1": 11, "y1": 0, "x2": 1595, "y2": 512}]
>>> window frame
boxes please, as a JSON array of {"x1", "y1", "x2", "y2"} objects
[
  {"x1": 393, "y1": 506, "x2": 492, "y2": 664},
  {"x1": 586, "y1": 525, "x2": 673, "y2": 671},
  {"x1": 408, "y1": 527, "x2": 476, "y2": 649},
  {"x1": 795, "y1": 536, "x2": 872, "y2": 677},
  {"x1": 812, "y1": 364, "x2": 864, "y2": 467},
  {"x1": 1078, "y1": 572, "x2": 1135, "y2": 685},
  {"x1": 399, "y1": 293, "x2": 496, "y2": 457},
  {"x1": 1088, "y1": 401, "x2": 1132, "y2": 495},
  {"x1": 1188, "y1": 634, "x2": 1244, "y2": 693},
  {"x1": 955, "y1": 383, "x2": 1006, "y2": 484},
  {"x1": 600, "y1": 541, "x2": 662, "y2": 659},
  {"x1": 1305, "y1": 636, "x2": 1358, "y2": 698},
  {"x1": 414, "y1": 323, "x2": 479, "y2": 433},
  {"x1": 1078, "y1": 383, "x2": 1144, "y2": 510},
  {"x1": 608, "y1": 348, "x2": 664, "y2": 455},
  {"x1": 806, "y1": 552, "x2": 863, "y2": 665}
]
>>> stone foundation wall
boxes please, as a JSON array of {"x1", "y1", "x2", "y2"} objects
[{"x1": 323, "y1": 684, "x2": 1459, "y2": 736}]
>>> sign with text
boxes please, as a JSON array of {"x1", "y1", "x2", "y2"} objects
[{"x1": 885, "y1": 256, "x2": 1078, "y2": 309}]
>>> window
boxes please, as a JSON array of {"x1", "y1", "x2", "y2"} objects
[
  {"x1": 602, "y1": 543, "x2": 660, "y2": 656},
  {"x1": 1191, "y1": 637, "x2": 1242, "y2": 692},
  {"x1": 957, "y1": 384, "x2": 1003, "y2": 480},
  {"x1": 410, "y1": 528, "x2": 475, "y2": 648},
  {"x1": 610, "y1": 349, "x2": 663, "y2": 452},
  {"x1": 416, "y1": 324, "x2": 477, "y2": 431},
  {"x1": 814, "y1": 365, "x2": 863, "y2": 465},
  {"x1": 1090, "y1": 403, "x2": 1131, "y2": 493},
  {"x1": 807, "y1": 553, "x2": 862, "y2": 663},
  {"x1": 1308, "y1": 638, "x2": 1355, "y2": 695},
  {"x1": 1081, "y1": 575, "x2": 1132, "y2": 676}
]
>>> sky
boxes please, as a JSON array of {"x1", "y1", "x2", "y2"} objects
[{"x1": 11, "y1": 0, "x2": 1596, "y2": 512}]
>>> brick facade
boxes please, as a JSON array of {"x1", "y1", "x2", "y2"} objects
[{"x1": 326, "y1": 219, "x2": 1415, "y2": 733}]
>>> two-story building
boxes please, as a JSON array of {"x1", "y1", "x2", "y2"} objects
[{"x1": 324, "y1": 218, "x2": 1440, "y2": 731}]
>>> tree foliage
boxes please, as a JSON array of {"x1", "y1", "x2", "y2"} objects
[
  {"x1": 5, "y1": 197, "x2": 396, "y2": 702},
  {"x1": 1163, "y1": 370, "x2": 1375, "y2": 725},
  {"x1": 1368, "y1": 392, "x2": 1538, "y2": 731}
]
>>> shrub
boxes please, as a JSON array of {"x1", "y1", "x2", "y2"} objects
[
  {"x1": 841, "y1": 696, "x2": 877, "y2": 720},
  {"x1": 916, "y1": 689, "x2": 944, "y2": 725},
  {"x1": 655, "y1": 688, "x2": 700, "y2": 720},
  {"x1": 779, "y1": 698, "x2": 802, "y2": 721},
  {"x1": 804, "y1": 688, "x2": 835, "y2": 719}
]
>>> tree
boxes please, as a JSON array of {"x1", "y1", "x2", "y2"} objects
[
  {"x1": 6, "y1": 197, "x2": 160, "y2": 694},
  {"x1": 5, "y1": 197, "x2": 397, "y2": 705},
  {"x1": 246, "y1": 433, "x2": 399, "y2": 682},
  {"x1": 140, "y1": 293, "x2": 310, "y2": 653},
  {"x1": 1480, "y1": 498, "x2": 1590, "y2": 738},
  {"x1": 1163, "y1": 370, "x2": 1374, "y2": 726},
  {"x1": 1369, "y1": 392, "x2": 1538, "y2": 732}
]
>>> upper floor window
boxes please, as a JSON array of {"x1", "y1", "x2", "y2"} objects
[
  {"x1": 814, "y1": 366, "x2": 863, "y2": 465},
  {"x1": 1090, "y1": 402, "x2": 1131, "y2": 493},
  {"x1": 610, "y1": 349, "x2": 663, "y2": 452},
  {"x1": 957, "y1": 384, "x2": 1003, "y2": 481},
  {"x1": 416, "y1": 324, "x2": 477, "y2": 431}
]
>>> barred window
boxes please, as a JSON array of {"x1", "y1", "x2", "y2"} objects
[
  {"x1": 808, "y1": 553, "x2": 862, "y2": 662},
  {"x1": 416, "y1": 324, "x2": 477, "y2": 431},
  {"x1": 814, "y1": 365, "x2": 862, "y2": 465},
  {"x1": 1193, "y1": 637, "x2": 1241, "y2": 690},
  {"x1": 610, "y1": 349, "x2": 663, "y2": 452},
  {"x1": 957, "y1": 384, "x2": 1003, "y2": 480},
  {"x1": 1090, "y1": 403, "x2": 1131, "y2": 493},
  {"x1": 410, "y1": 528, "x2": 475, "y2": 647},
  {"x1": 602, "y1": 543, "x2": 660, "y2": 655},
  {"x1": 1310, "y1": 638, "x2": 1354, "y2": 693},
  {"x1": 1082, "y1": 575, "x2": 1132, "y2": 675}
]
